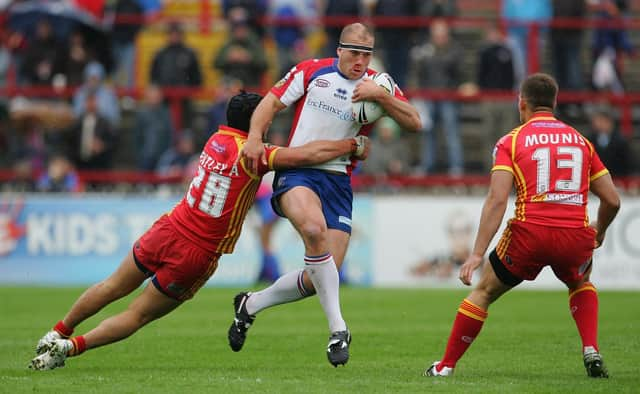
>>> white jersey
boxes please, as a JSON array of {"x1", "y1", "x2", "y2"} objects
[{"x1": 270, "y1": 58, "x2": 407, "y2": 173}]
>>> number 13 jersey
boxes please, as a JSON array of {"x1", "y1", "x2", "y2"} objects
[{"x1": 492, "y1": 112, "x2": 609, "y2": 228}]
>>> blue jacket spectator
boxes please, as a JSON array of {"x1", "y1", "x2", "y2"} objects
[{"x1": 72, "y1": 62, "x2": 121, "y2": 127}]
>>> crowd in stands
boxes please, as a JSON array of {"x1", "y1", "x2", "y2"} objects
[{"x1": 0, "y1": 0, "x2": 638, "y2": 194}]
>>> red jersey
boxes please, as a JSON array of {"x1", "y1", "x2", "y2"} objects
[
  {"x1": 492, "y1": 112, "x2": 609, "y2": 228},
  {"x1": 168, "y1": 126, "x2": 280, "y2": 254}
]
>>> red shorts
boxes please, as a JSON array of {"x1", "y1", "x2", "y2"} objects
[
  {"x1": 133, "y1": 215, "x2": 220, "y2": 301},
  {"x1": 494, "y1": 220, "x2": 596, "y2": 284}
]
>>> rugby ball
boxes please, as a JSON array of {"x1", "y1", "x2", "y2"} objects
[{"x1": 352, "y1": 72, "x2": 396, "y2": 124}]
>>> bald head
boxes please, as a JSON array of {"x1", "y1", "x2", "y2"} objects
[{"x1": 339, "y1": 23, "x2": 374, "y2": 46}]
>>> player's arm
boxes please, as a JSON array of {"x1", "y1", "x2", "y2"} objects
[
  {"x1": 272, "y1": 136, "x2": 369, "y2": 169},
  {"x1": 352, "y1": 79, "x2": 422, "y2": 132},
  {"x1": 589, "y1": 173, "x2": 621, "y2": 248},
  {"x1": 242, "y1": 92, "x2": 287, "y2": 173},
  {"x1": 459, "y1": 169, "x2": 513, "y2": 285}
]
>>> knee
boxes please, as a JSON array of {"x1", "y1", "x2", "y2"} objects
[{"x1": 298, "y1": 221, "x2": 327, "y2": 248}]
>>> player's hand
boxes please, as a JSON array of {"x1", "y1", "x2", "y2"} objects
[
  {"x1": 590, "y1": 221, "x2": 605, "y2": 249},
  {"x1": 241, "y1": 137, "x2": 267, "y2": 174},
  {"x1": 352, "y1": 78, "x2": 383, "y2": 103},
  {"x1": 459, "y1": 254, "x2": 483, "y2": 286},
  {"x1": 352, "y1": 135, "x2": 370, "y2": 160}
]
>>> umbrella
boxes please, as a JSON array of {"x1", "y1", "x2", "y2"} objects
[
  {"x1": 8, "y1": 0, "x2": 113, "y2": 71},
  {"x1": 8, "y1": 0, "x2": 106, "y2": 39}
]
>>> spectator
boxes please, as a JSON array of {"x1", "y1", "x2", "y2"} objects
[
  {"x1": 155, "y1": 129, "x2": 196, "y2": 177},
  {"x1": 501, "y1": 0, "x2": 551, "y2": 78},
  {"x1": 476, "y1": 25, "x2": 517, "y2": 172},
  {"x1": 551, "y1": 0, "x2": 587, "y2": 119},
  {"x1": 150, "y1": 22, "x2": 202, "y2": 87},
  {"x1": 134, "y1": 85, "x2": 173, "y2": 171},
  {"x1": 586, "y1": 106, "x2": 632, "y2": 176},
  {"x1": 19, "y1": 19, "x2": 60, "y2": 86},
  {"x1": 590, "y1": 0, "x2": 634, "y2": 94},
  {"x1": 222, "y1": 0, "x2": 268, "y2": 38},
  {"x1": 322, "y1": 0, "x2": 362, "y2": 57},
  {"x1": 107, "y1": 0, "x2": 144, "y2": 87},
  {"x1": 268, "y1": 0, "x2": 318, "y2": 77},
  {"x1": 371, "y1": 0, "x2": 420, "y2": 88},
  {"x1": 64, "y1": 93, "x2": 116, "y2": 170},
  {"x1": 205, "y1": 78, "x2": 243, "y2": 138},
  {"x1": 150, "y1": 22, "x2": 202, "y2": 129},
  {"x1": 213, "y1": 17, "x2": 268, "y2": 89},
  {"x1": 72, "y1": 62, "x2": 121, "y2": 127},
  {"x1": 36, "y1": 154, "x2": 82, "y2": 193},
  {"x1": 551, "y1": 0, "x2": 587, "y2": 92},
  {"x1": 54, "y1": 30, "x2": 95, "y2": 87},
  {"x1": 409, "y1": 19, "x2": 464, "y2": 175}
]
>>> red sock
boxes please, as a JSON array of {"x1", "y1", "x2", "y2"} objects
[
  {"x1": 68, "y1": 336, "x2": 87, "y2": 357},
  {"x1": 439, "y1": 298, "x2": 488, "y2": 370},
  {"x1": 569, "y1": 282, "x2": 599, "y2": 352},
  {"x1": 53, "y1": 320, "x2": 73, "y2": 338}
]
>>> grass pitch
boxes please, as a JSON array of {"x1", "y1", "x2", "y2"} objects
[{"x1": 1, "y1": 287, "x2": 638, "y2": 393}]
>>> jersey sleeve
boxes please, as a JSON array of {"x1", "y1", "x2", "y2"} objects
[
  {"x1": 491, "y1": 133, "x2": 515, "y2": 174},
  {"x1": 588, "y1": 142, "x2": 610, "y2": 181},
  {"x1": 271, "y1": 59, "x2": 317, "y2": 106}
]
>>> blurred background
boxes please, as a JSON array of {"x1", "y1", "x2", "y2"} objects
[{"x1": 0, "y1": 0, "x2": 638, "y2": 289}]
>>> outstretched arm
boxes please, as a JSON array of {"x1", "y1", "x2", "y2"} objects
[
  {"x1": 589, "y1": 173, "x2": 621, "y2": 248},
  {"x1": 273, "y1": 136, "x2": 369, "y2": 169},
  {"x1": 242, "y1": 92, "x2": 287, "y2": 173},
  {"x1": 459, "y1": 170, "x2": 513, "y2": 285},
  {"x1": 352, "y1": 79, "x2": 422, "y2": 132}
]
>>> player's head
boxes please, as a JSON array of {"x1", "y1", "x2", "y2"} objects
[
  {"x1": 226, "y1": 90, "x2": 263, "y2": 132},
  {"x1": 337, "y1": 23, "x2": 374, "y2": 80},
  {"x1": 518, "y1": 73, "x2": 558, "y2": 121}
]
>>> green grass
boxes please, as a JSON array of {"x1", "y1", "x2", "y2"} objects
[{"x1": 0, "y1": 287, "x2": 638, "y2": 393}]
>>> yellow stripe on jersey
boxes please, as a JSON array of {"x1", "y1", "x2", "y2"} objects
[
  {"x1": 590, "y1": 168, "x2": 610, "y2": 182},
  {"x1": 509, "y1": 127, "x2": 528, "y2": 221},
  {"x1": 218, "y1": 180, "x2": 259, "y2": 253},
  {"x1": 224, "y1": 181, "x2": 259, "y2": 252},
  {"x1": 491, "y1": 165, "x2": 514, "y2": 174},
  {"x1": 496, "y1": 223, "x2": 512, "y2": 260}
]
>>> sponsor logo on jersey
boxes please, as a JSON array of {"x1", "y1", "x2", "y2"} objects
[
  {"x1": 306, "y1": 98, "x2": 354, "y2": 121},
  {"x1": 315, "y1": 78, "x2": 330, "y2": 88},
  {"x1": 333, "y1": 88, "x2": 348, "y2": 100},
  {"x1": 211, "y1": 141, "x2": 226, "y2": 153}
]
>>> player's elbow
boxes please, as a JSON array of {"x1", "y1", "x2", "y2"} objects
[
  {"x1": 603, "y1": 193, "x2": 621, "y2": 214},
  {"x1": 400, "y1": 112, "x2": 422, "y2": 133}
]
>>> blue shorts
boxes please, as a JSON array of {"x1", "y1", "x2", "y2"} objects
[{"x1": 271, "y1": 168, "x2": 353, "y2": 234}]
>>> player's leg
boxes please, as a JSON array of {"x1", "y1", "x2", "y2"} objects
[
  {"x1": 30, "y1": 282, "x2": 181, "y2": 370},
  {"x1": 427, "y1": 251, "x2": 515, "y2": 377},
  {"x1": 565, "y1": 269, "x2": 607, "y2": 377},
  {"x1": 35, "y1": 250, "x2": 148, "y2": 354},
  {"x1": 551, "y1": 225, "x2": 608, "y2": 378}
]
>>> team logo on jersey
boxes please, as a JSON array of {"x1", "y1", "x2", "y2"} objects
[
  {"x1": 334, "y1": 88, "x2": 348, "y2": 100},
  {"x1": 314, "y1": 78, "x2": 330, "y2": 88},
  {"x1": 211, "y1": 141, "x2": 226, "y2": 153}
]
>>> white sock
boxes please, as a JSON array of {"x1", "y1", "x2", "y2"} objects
[
  {"x1": 246, "y1": 269, "x2": 313, "y2": 315},
  {"x1": 304, "y1": 253, "x2": 346, "y2": 333}
]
